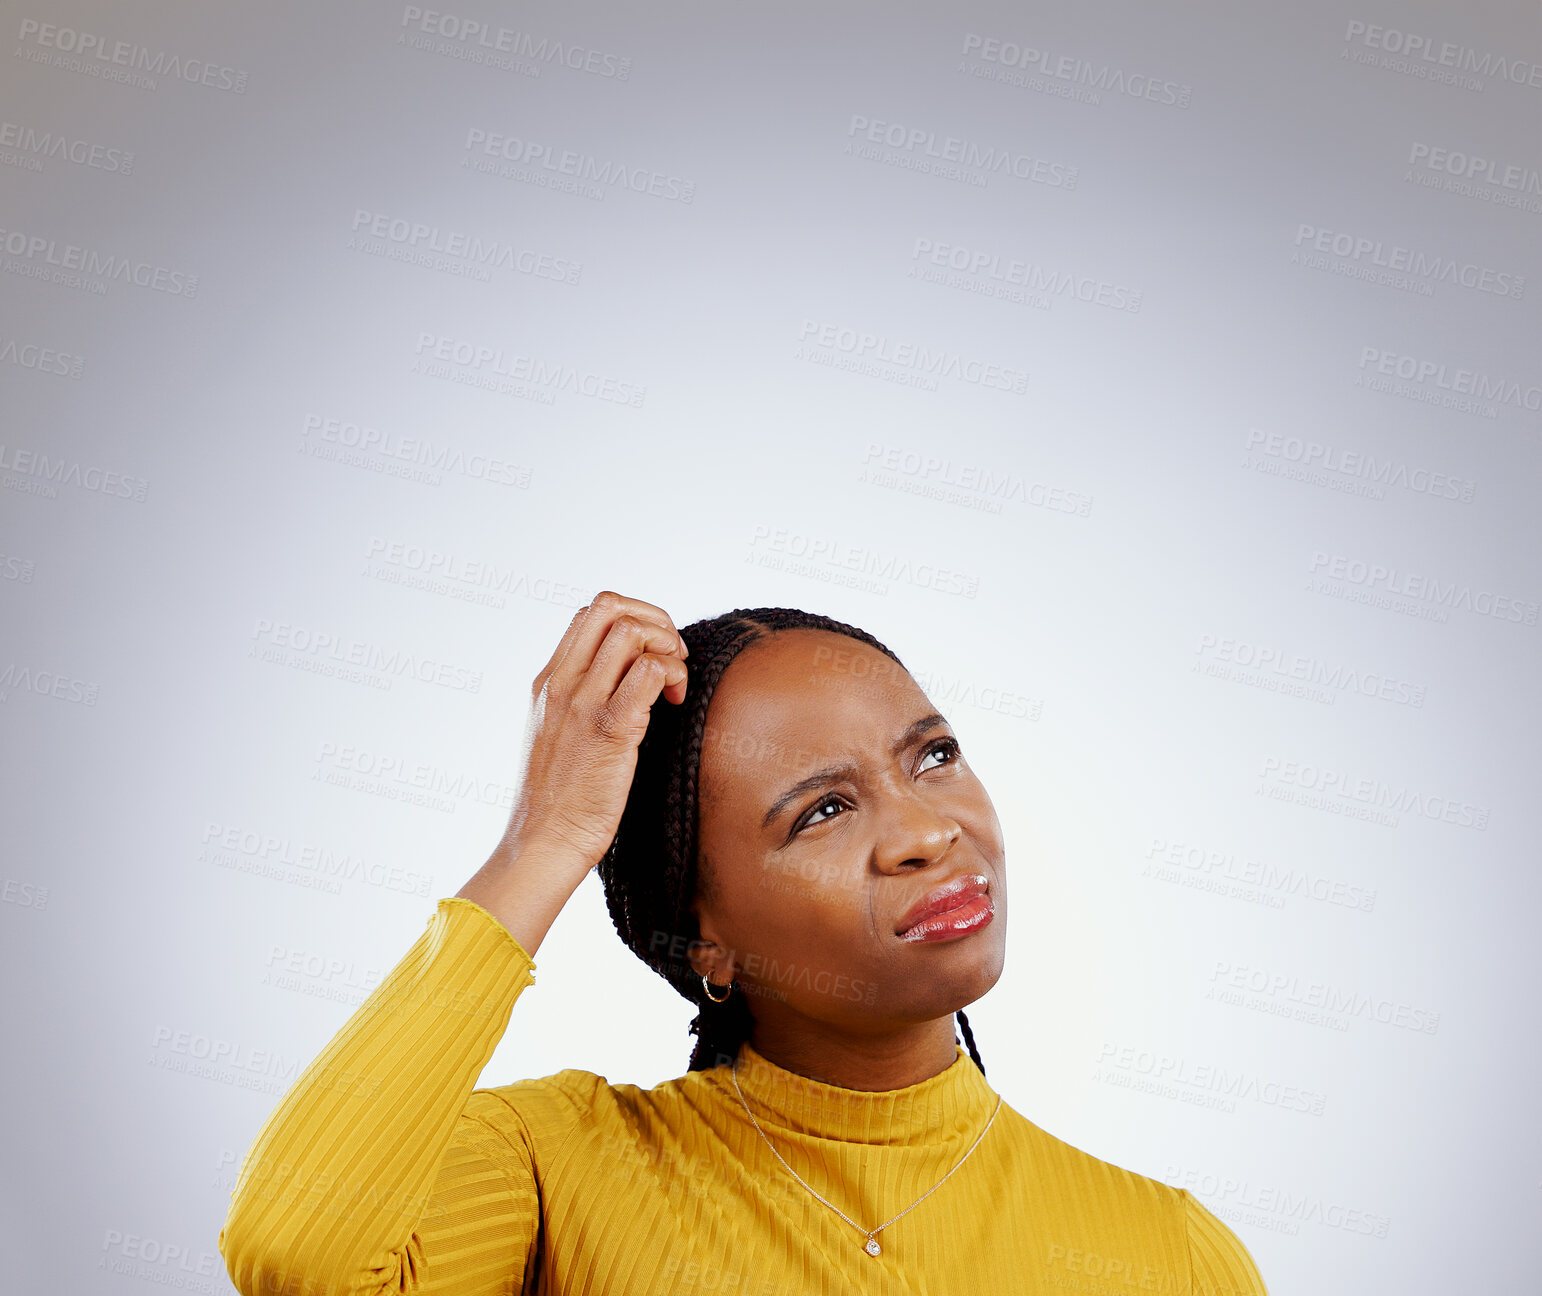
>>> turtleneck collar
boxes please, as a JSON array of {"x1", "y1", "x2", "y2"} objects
[{"x1": 705, "y1": 1039, "x2": 1001, "y2": 1148}]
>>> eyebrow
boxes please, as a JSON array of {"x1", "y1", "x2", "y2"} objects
[{"x1": 759, "y1": 712, "x2": 950, "y2": 831}]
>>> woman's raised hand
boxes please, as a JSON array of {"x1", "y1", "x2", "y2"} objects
[{"x1": 456, "y1": 592, "x2": 690, "y2": 954}]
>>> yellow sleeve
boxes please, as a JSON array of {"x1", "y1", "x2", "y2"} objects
[
  {"x1": 1183, "y1": 1189, "x2": 1270, "y2": 1296},
  {"x1": 218, "y1": 897, "x2": 544, "y2": 1296}
]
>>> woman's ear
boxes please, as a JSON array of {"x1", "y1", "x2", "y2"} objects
[{"x1": 686, "y1": 935, "x2": 734, "y2": 985}]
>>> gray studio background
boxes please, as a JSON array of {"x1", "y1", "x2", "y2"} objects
[{"x1": 3, "y1": 2, "x2": 1539, "y2": 1292}]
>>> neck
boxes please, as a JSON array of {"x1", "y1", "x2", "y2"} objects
[{"x1": 746, "y1": 1013, "x2": 961, "y2": 1091}]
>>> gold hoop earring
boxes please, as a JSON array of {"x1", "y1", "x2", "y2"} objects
[{"x1": 701, "y1": 973, "x2": 732, "y2": 1003}]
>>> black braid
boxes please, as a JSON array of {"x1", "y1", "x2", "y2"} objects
[
  {"x1": 955, "y1": 1009, "x2": 984, "y2": 1079},
  {"x1": 594, "y1": 606, "x2": 988, "y2": 1078}
]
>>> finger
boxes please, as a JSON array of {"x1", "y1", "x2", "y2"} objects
[
  {"x1": 554, "y1": 592, "x2": 686, "y2": 686},
  {"x1": 572, "y1": 616, "x2": 690, "y2": 711},
  {"x1": 604, "y1": 651, "x2": 690, "y2": 735}
]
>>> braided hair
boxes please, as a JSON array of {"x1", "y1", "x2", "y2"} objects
[{"x1": 595, "y1": 606, "x2": 987, "y2": 1079}]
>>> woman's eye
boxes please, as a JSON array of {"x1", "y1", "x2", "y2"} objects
[
  {"x1": 796, "y1": 795, "x2": 845, "y2": 833},
  {"x1": 919, "y1": 737, "x2": 961, "y2": 771},
  {"x1": 792, "y1": 739, "x2": 961, "y2": 835}
]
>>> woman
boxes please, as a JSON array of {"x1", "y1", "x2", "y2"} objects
[{"x1": 219, "y1": 592, "x2": 1270, "y2": 1295}]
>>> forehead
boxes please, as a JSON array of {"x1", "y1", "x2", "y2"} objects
[{"x1": 698, "y1": 629, "x2": 927, "y2": 798}]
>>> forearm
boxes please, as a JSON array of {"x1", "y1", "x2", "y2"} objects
[{"x1": 455, "y1": 845, "x2": 588, "y2": 958}]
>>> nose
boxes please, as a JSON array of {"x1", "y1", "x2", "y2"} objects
[{"x1": 870, "y1": 784, "x2": 963, "y2": 875}]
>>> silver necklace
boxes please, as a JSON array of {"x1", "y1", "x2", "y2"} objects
[{"x1": 730, "y1": 1051, "x2": 1003, "y2": 1257}]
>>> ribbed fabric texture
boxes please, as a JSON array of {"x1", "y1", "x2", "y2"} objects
[{"x1": 219, "y1": 897, "x2": 1270, "y2": 1295}]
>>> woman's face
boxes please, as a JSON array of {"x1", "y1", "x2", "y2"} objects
[{"x1": 690, "y1": 628, "x2": 1008, "y2": 1039}]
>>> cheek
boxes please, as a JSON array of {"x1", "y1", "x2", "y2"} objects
[
  {"x1": 740, "y1": 899, "x2": 896, "y2": 1006},
  {"x1": 961, "y1": 785, "x2": 1004, "y2": 848},
  {"x1": 733, "y1": 861, "x2": 874, "y2": 954},
  {"x1": 758, "y1": 852, "x2": 874, "y2": 926}
]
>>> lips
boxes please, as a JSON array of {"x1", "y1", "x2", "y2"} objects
[{"x1": 894, "y1": 873, "x2": 990, "y2": 936}]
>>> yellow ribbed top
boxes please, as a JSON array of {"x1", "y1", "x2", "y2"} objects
[{"x1": 219, "y1": 897, "x2": 1269, "y2": 1295}]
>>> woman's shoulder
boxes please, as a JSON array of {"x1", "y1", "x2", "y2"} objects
[
  {"x1": 1000, "y1": 1106, "x2": 1184, "y2": 1199},
  {"x1": 999, "y1": 1104, "x2": 1215, "y2": 1228},
  {"x1": 463, "y1": 1060, "x2": 707, "y2": 1146},
  {"x1": 999, "y1": 1107, "x2": 1269, "y2": 1292}
]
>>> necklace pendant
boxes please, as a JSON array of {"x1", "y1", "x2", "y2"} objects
[{"x1": 864, "y1": 1237, "x2": 881, "y2": 1257}]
